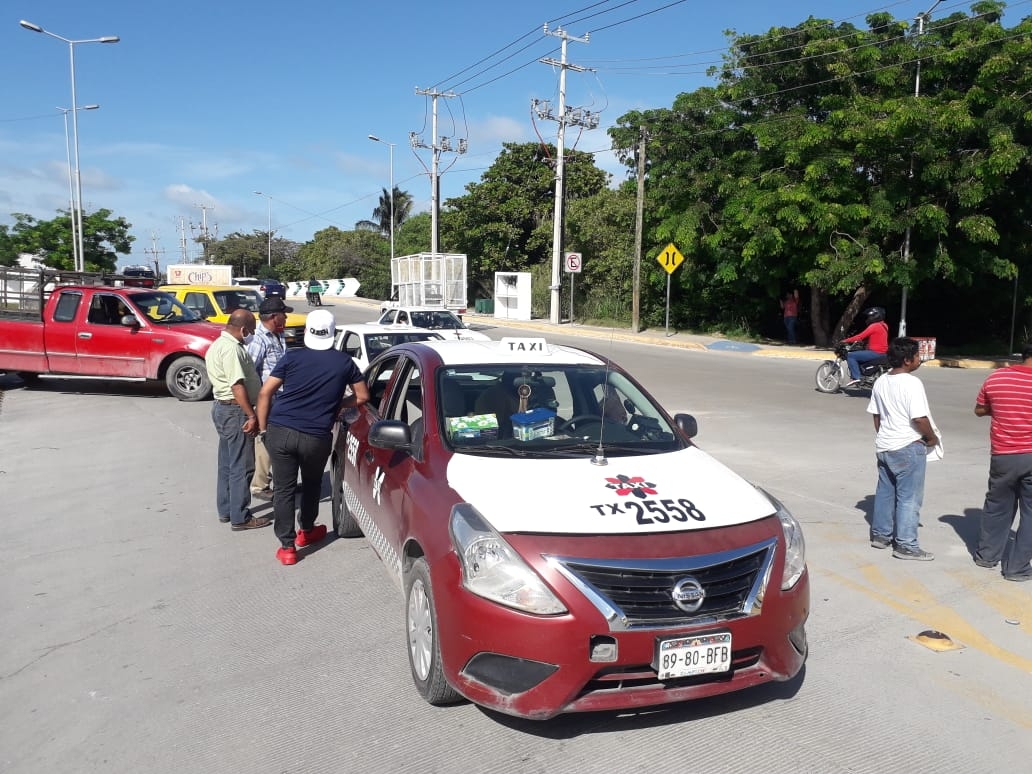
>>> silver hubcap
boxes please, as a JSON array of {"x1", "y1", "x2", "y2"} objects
[
  {"x1": 176, "y1": 367, "x2": 201, "y2": 393},
  {"x1": 407, "y1": 578, "x2": 433, "y2": 681}
]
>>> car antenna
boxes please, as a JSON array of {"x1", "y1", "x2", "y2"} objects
[{"x1": 589, "y1": 333, "x2": 618, "y2": 467}]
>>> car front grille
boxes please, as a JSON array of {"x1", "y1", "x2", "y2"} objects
[{"x1": 547, "y1": 538, "x2": 776, "y2": 631}]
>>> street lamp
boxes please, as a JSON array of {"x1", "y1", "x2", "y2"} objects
[
  {"x1": 21, "y1": 20, "x2": 119, "y2": 272},
  {"x1": 253, "y1": 191, "x2": 272, "y2": 267},
  {"x1": 58, "y1": 104, "x2": 99, "y2": 272},
  {"x1": 368, "y1": 134, "x2": 395, "y2": 262},
  {"x1": 898, "y1": 0, "x2": 942, "y2": 337}
]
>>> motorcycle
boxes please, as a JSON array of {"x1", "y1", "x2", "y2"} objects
[
  {"x1": 815, "y1": 342, "x2": 889, "y2": 393},
  {"x1": 305, "y1": 281, "x2": 323, "y2": 306}
]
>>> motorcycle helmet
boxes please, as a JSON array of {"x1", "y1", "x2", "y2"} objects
[{"x1": 863, "y1": 306, "x2": 886, "y2": 324}]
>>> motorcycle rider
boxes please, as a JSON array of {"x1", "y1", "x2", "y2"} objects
[{"x1": 841, "y1": 307, "x2": 889, "y2": 386}]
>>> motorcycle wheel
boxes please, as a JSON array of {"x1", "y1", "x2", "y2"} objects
[{"x1": 815, "y1": 361, "x2": 841, "y2": 393}]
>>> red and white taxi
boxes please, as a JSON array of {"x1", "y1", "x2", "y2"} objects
[{"x1": 330, "y1": 337, "x2": 809, "y2": 720}]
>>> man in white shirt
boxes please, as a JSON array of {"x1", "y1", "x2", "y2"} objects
[{"x1": 866, "y1": 337, "x2": 939, "y2": 560}]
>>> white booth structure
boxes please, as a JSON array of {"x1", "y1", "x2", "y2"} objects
[{"x1": 493, "y1": 272, "x2": 532, "y2": 321}]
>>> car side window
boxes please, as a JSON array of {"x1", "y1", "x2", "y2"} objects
[
  {"x1": 365, "y1": 355, "x2": 400, "y2": 416},
  {"x1": 384, "y1": 361, "x2": 424, "y2": 452},
  {"x1": 53, "y1": 291, "x2": 81, "y2": 322},
  {"x1": 183, "y1": 292, "x2": 215, "y2": 318},
  {"x1": 342, "y1": 332, "x2": 361, "y2": 358}
]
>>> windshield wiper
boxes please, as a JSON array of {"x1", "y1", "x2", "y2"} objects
[
  {"x1": 456, "y1": 444, "x2": 528, "y2": 457},
  {"x1": 535, "y1": 443, "x2": 668, "y2": 457}
]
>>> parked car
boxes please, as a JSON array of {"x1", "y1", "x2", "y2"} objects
[
  {"x1": 328, "y1": 336, "x2": 809, "y2": 719},
  {"x1": 372, "y1": 306, "x2": 491, "y2": 341},
  {"x1": 233, "y1": 277, "x2": 262, "y2": 287},
  {"x1": 120, "y1": 265, "x2": 158, "y2": 288},
  {"x1": 334, "y1": 323, "x2": 444, "y2": 371},
  {"x1": 159, "y1": 284, "x2": 307, "y2": 347},
  {"x1": 259, "y1": 278, "x2": 286, "y2": 298}
]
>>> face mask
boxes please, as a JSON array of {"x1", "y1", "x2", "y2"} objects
[{"x1": 243, "y1": 333, "x2": 254, "y2": 345}]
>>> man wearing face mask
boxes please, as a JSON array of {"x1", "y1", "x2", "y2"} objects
[
  {"x1": 205, "y1": 308, "x2": 271, "y2": 531},
  {"x1": 246, "y1": 297, "x2": 293, "y2": 500}
]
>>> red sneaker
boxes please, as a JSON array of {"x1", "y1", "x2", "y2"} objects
[
  {"x1": 276, "y1": 546, "x2": 297, "y2": 566},
  {"x1": 295, "y1": 524, "x2": 327, "y2": 547}
]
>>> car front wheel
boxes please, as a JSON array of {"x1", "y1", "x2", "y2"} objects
[{"x1": 405, "y1": 558, "x2": 462, "y2": 706}]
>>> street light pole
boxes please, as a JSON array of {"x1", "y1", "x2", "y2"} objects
[
  {"x1": 254, "y1": 191, "x2": 272, "y2": 267},
  {"x1": 898, "y1": 0, "x2": 942, "y2": 337},
  {"x1": 58, "y1": 105, "x2": 99, "y2": 271},
  {"x1": 368, "y1": 135, "x2": 395, "y2": 262},
  {"x1": 21, "y1": 20, "x2": 119, "y2": 273}
]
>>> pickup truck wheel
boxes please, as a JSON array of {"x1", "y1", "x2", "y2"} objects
[
  {"x1": 405, "y1": 558, "x2": 462, "y2": 706},
  {"x1": 165, "y1": 356, "x2": 211, "y2": 402}
]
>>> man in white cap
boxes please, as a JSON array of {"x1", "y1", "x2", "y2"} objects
[{"x1": 255, "y1": 309, "x2": 369, "y2": 566}]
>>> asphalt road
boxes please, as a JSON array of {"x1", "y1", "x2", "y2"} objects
[{"x1": 1, "y1": 299, "x2": 1029, "y2": 773}]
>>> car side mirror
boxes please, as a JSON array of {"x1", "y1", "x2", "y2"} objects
[
  {"x1": 674, "y1": 413, "x2": 698, "y2": 439},
  {"x1": 120, "y1": 315, "x2": 139, "y2": 327},
  {"x1": 369, "y1": 419, "x2": 415, "y2": 451}
]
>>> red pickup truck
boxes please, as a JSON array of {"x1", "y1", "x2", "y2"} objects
[{"x1": 0, "y1": 267, "x2": 222, "y2": 401}]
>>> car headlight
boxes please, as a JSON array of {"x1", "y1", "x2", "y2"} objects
[
  {"x1": 449, "y1": 504, "x2": 567, "y2": 615},
  {"x1": 756, "y1": 488, "x2": 807, "y2": 590}
]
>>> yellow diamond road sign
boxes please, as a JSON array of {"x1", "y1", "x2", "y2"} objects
[{"x1": 656, "y1": 243, "x2": 684, "y2": 274}]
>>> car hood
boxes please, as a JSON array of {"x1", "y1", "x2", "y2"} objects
[{"x1": 445, "y1": 446, "x2": 774, "y2": 534}]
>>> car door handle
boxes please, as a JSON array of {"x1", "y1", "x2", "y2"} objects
[
  {"x1": 364, "y1": 451, "x2": 374, "y2": 462},
  {"x1": 78, "y1": 332, "x2": 92, "y2": 339}
]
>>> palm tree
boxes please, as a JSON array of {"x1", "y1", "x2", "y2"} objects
[{"x1": 371, "y1": 187, "x2": 414, "y2": 235}]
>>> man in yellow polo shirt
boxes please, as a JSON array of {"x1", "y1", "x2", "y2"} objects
[{"x1": 205, "y1": 308, "x2": 271, "y2": 530}]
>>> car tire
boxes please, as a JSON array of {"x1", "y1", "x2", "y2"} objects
[
  {"x1": 165, "y1": 355, "x2": 212, "y2": 401},
  {"x1": 330, "y1": 454, "x2": 362, "y2": 538},
  {"x1": 405, "y1": 558, "x2": 462, "y2": 706}
]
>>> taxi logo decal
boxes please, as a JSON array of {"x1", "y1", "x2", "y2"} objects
[
  {"x1": 372, "y1": 467, "x2": 385, "y2": 505},
  {"x1": 605, "y1": 474, "x2": 657, "y2": 499}
]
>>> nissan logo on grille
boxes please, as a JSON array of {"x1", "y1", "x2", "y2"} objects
[{"x1": 671, "y1": 577, "x2": 706, "y2": 613}]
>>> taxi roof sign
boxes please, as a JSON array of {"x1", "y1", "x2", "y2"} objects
[{"x1": 500, "y1": 337, "x2": 551, "y2": 355}]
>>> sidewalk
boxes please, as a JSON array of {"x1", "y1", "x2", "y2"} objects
[
  {"x1": 326, "y1": 296, "x2": 1005, "y2": 370},
  {"x1": 464, "y1": 311, "x2": 1006, "y2": 370}
]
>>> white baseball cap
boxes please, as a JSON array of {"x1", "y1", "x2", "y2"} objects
[{"x1": 304, "y1": 309, "x2": 335, "y2": 350}]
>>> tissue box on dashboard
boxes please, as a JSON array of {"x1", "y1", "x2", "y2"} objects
[
  {"x1": 511, "y1": 407, "x2": 556, "y2": 441},
  {"x1": 446, "y1": 413, "x2": 499, "y2": 441}
]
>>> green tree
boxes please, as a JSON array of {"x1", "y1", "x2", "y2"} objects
[
  {"x1": 296, "y1": 227, "x2": 390, "y2": 299},
  {"x1": 443, "y1": 141, "x2": 608, "y2": 297},
  {"x1": 1, "y1": 209, "x2": 133, "y2": 272}
]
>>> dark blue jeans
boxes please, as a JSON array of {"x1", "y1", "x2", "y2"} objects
[
  {"x1": 976, "y1": 453, "x2": 1032, "y2": 577},
  {"x1": 847, "y1": 349, "x2": 884, "y2": 380},
  {"x1": 872, "y1": 441, "x2": 927, "y2": 551},
  {"x1": 212, "y1": 403, "x2": 255, "y2": 525},
  {"x1": 266, "y1": 424, "x2": 332, "y2": 548},
  {"x1": 784, "y1": 316, "x2": 798, "y2": 344}
]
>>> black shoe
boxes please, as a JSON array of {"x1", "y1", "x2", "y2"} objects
[
  {"x1": 231, "y1": 516, "x2": 272, "y2": 531},
  {"x1": 870, "y1": 535, "x2": 893, "y2": 549},
  {"x1": 219, "y1": 516, "x2": 231, "y2": 524},
  {"x1": 973, "y1": 557, "x2": 998, "y2": 569},
  {"x1": 893, "y1": 545, "x2": 934, "y2": 561},
  {"x1": 1003, "y1": 573, "x2": 1032, "y2": 582}
]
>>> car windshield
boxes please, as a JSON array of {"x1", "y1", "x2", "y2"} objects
[
  {"x1": 214, "y1": 289, "x2": 262, "y2": 312},
  {"x1": 367, "y1": 332, "x2": 442, "y2": 359},
  {"x1": 410, "y1": 311, "x2": 464, "y2": 330},
  {"x1": 437, "y1": 364, "x2": 683, "y2": 457},
  {"x1": 129, "y1": 292, "x2": 202, "y2": 323}
]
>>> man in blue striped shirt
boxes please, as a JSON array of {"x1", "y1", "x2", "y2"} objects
[{"x1": 247, "y1": 296, "x2": 292, "y2": 499}]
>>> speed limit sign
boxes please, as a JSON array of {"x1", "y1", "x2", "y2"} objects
[{"x1": 565, "y1": 252, "x2": 582, "y2": 273}]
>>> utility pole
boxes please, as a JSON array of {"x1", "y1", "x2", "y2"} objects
[
  {"x1": 538, "y1": 24, "x2": 593, "y2": 325},
  {"x1": 190, "y1": 204, "x2": 218, "y2": 264},
  {"x1": 899, "y1": 0, "x2": 943, "y2": 337},
  {"x1": 144, "y1": 231, "x2": 165, "y2": 279},
  {"x1": 175, "y1": 216, "x2": 189, "y2": 262},
  {"x1": 632, "y1": 127, "x2": 647, "y2": 333},
  {"x1": 411, "y1": 88, "x2": 466, "y2": 255}
]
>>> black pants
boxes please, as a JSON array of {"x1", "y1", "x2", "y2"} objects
[
  {"x1": 266, "y1": 424, "x2": 332, "y2": 547},
  {"x1": 976, "y1": 453, "x2": 1032, "y2": 577}
]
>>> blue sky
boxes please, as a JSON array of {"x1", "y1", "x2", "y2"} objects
[{"x1": 0, "y1": 0, "x2": 998, "y2": 271}]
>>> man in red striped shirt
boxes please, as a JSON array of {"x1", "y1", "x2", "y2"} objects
[{"x1": 973, "y1": 343, "x2": 1032, "y2": 581}]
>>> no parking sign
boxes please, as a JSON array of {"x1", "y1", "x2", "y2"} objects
[{"x1": 565, "y1": 252, "x2": 582, "y2": 273}]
